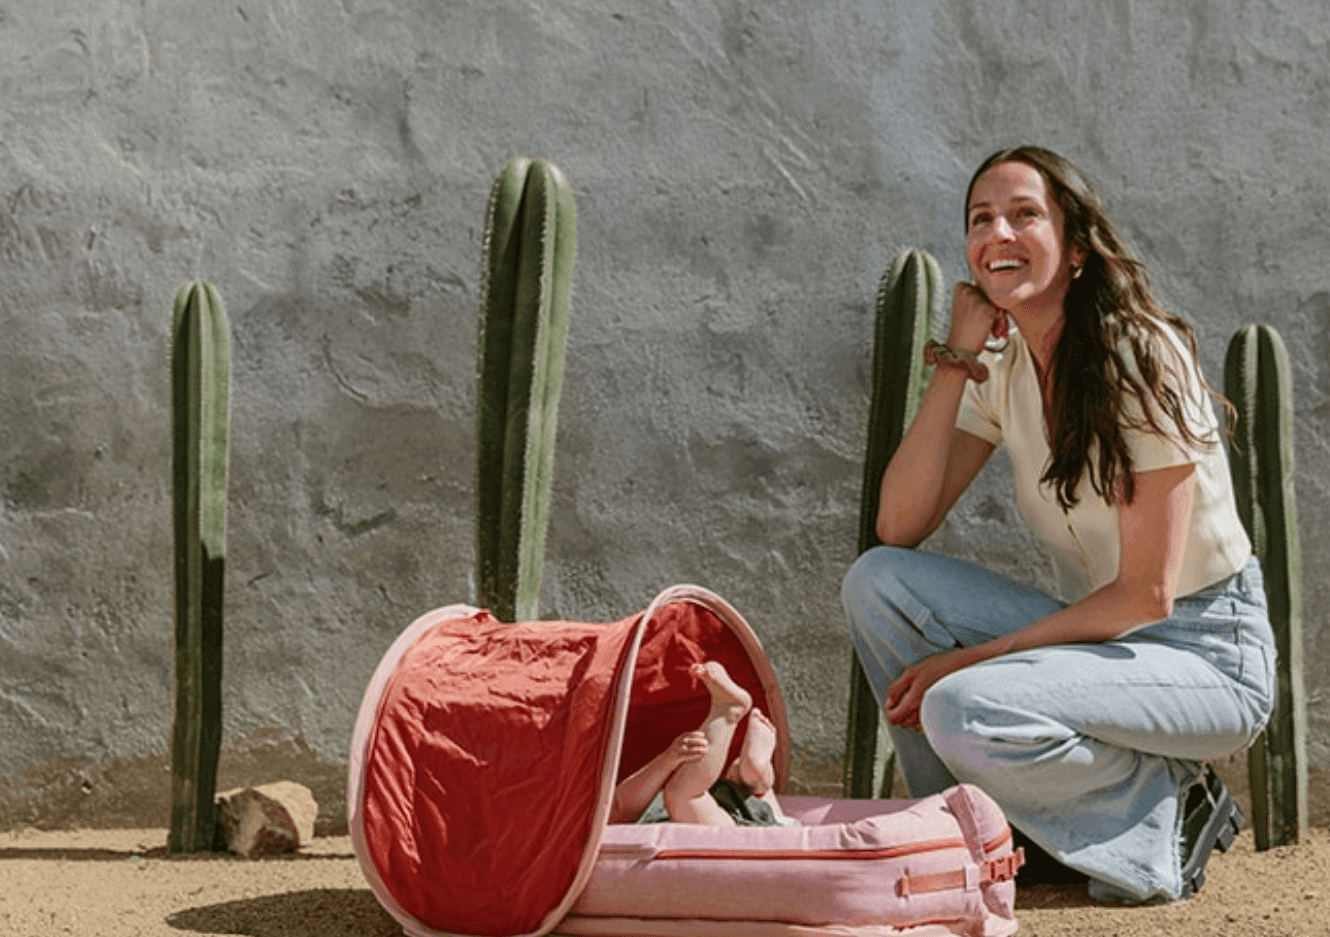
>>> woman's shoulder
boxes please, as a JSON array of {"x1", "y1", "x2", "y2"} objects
[
  {"x1": 1111, "y1": 315, "x2": 1220, "y2": 440},
  {"x1": 1111, "y1": 316, "x2": 1202, "y2": 385}
]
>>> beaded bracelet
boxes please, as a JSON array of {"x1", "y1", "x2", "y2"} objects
[{"x1": 924, "y1": 339, "x2": 989, "y2": 383}]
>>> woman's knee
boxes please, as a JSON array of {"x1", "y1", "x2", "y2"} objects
[
  {"x1": 918, "y1": 670, "x2": 995, "y2": 775},
  {"x1": 919, "y1": 676, "x2": 967, "y2": 748},
  {"x1": 841, "y1": 545, "x2": 913, "y2": 622}
]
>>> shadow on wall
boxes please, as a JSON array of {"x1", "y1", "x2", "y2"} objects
[{"x1": 0, "y1": 728, "x2": 348, "y2": 837}]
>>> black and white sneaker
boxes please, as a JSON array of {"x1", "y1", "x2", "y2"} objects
[{"x1": 1178, "y1": 765, "x2": 1244, "y2": 899}]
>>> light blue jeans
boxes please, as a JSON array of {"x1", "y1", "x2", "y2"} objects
[{"x1": 842, "y1": 546, "x2": 1275, "y2": 903}]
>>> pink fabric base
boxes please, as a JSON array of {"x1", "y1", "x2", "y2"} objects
[
  {"x1": 563, "y1": 785, "x2": 1019, "y2": 937},
  {"x1": 553, "y1": 918, "x2": 981, "y2": 937}
]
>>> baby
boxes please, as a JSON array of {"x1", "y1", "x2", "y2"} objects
[{"x1": 610, "y1": 660, "x2": 793, "y2": 827}]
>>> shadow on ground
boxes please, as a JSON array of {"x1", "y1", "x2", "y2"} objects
[
  {"x1": 165, "y1": 889, "x2": 399, "y2": 936},
  {"x1": 0, "y1": 845, "x2": 355, "y2": 862},
  {"x1": 1015, "y1": 883, "x2": 1099, "y2": 910}
]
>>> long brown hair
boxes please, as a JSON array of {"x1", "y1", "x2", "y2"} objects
[{"x1": 965, "y1": 146, "x2": 1227, "y2": 509}]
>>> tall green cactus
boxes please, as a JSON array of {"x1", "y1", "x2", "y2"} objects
[
  {"x1": 476, "y1": 158, "x2": 576, "y2": 623},
  {"x1": 844, "y1": 248, "x2": 940, "y2": 798},
  {"x1": 168, "y1": 281, "x2": 230, "y2": 853},
  {"x1": 1224, "y1": 323, "x2": 1306, "y2": 849}
]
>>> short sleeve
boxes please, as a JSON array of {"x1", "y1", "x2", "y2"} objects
[{"x1": 954, "y1": 352, "x2": 1004, "y2": 446}]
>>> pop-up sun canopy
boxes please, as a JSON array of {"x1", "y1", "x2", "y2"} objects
[
  {"x1": 349, "y1": 586, "x2": 1022, "y2": 937},
  {"x1": 349, "y1": 585, "x2": 791, "y2": 937}
]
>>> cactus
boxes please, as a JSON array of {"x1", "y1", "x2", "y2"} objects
[
  {"x1": 1224, "y1": 323, "x2": 1306, "y2": 849},
  {"x1": 168, "y1": 281, "x2": 231, "y2": 853},
  {"x1": 844, "y1": 249, "x2": 941, "y2": 798},
  {"x1": 475, "y1": 158, "x2": 576, "y2": 622}
]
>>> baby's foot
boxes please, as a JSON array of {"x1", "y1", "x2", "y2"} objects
[
  {"x1": 732, "y1": 708, "x2": 778, "y2": 795},
  {"x1": 691, "y1": 661, "x2": 752, "y2": 722}
]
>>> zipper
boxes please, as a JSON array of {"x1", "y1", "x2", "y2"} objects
[
  {"x1": 649, "y1": 836, "x2": 969, "y2": 862},
  {"x1": 984, "y1": 827, "x2": 1012, "y2": 853},
  {"x1": 600, "y1": 828, "x2": 1014, "y2": 865}
]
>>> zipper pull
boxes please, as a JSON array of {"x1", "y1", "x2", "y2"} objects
[{"x1": 597, "y1": 843, "x2": 660, "y2": 861}]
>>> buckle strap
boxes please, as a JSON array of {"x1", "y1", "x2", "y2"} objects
[{"x1": 896, "y1": 847, "x2": 1026, "y2": 898}]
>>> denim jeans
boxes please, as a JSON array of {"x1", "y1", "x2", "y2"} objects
[{"x1": 842, "y1": 546, "x2": 1275, "y2": 902}]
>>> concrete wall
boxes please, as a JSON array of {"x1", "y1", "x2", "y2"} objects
[{"x1": 2, "y1": 0, "x2": 1327, "y2": 830}]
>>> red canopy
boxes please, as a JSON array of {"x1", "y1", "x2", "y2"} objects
[{"x1": 349, "y1": 586, "x2": 790, "y2": 937}]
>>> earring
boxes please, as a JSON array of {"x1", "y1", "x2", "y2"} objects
[{"x1": 1071, "y1": 264, "x2": 1083, "y2": 280}]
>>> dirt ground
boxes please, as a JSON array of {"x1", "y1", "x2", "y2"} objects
[{"x1": 3, "y1": 756, "x2": 1327, "y2": 936}]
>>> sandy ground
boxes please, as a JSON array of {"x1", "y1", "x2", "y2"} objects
[
  {"x1": 4, "y1": 753, "x2": 1327, "y2": 936},
  {"x1": 2, "y1": 824, "x2": 1329, "y2": 937}
]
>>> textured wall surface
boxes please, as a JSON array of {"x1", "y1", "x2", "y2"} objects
[{"x1": 1, "y1": 0, "x2": 1327, "y2": 829}]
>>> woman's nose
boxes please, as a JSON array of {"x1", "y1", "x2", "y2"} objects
[{"x1": 989, "y1": 214, "x2": 1016, "y2": 241}]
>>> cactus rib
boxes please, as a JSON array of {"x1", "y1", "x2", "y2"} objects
[
  {"x1": 845, "y1": 248, "x2": 940, "y2": 799},
  {"x1": 1224, "y1": 323, "x2": 1306, "y2": 849},
  {"x1": 476, "y1": 158, "x2": 577, "y2": 622},
  {"x1": 169, "y1": 280, "x2": 230, "y2": 853}
]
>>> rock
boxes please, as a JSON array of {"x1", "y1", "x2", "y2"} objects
[{"x1": 214, "y1": 781, "x2": 318, "y2": 858}]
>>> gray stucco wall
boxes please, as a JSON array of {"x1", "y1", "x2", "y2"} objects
[{"x1": 1, "y1": 0, "x2": 1327, "y2": 829}]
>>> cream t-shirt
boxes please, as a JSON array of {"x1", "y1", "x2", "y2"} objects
[{"x1": 955, "y1": 323, "x2": 1251, "y2": 603}]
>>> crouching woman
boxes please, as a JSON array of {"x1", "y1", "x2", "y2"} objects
[{"x1": 841, "y1": 146, "x2": 1274, "y2": 903}]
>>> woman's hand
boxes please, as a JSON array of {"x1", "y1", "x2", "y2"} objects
[
  {"x1": 885, "y1": 646, "x2": 987, "y2": 732},
  {"x1": 949, "y1": 283, "x2": 1007, "y2": 354}
]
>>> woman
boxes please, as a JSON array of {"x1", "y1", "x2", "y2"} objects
[{"x1": 841, "y1": 146, "x2": 1274, "y2": 903}]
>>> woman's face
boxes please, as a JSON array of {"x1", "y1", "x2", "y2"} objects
[{"x1": 965, "y1": 160, "x2": 1085, "y2": 317}]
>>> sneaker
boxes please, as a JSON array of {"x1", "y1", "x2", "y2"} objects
[{"x1": 1178, "y1": 765, "x2": 1243, "y2": 898}]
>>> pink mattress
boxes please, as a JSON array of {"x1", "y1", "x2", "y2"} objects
[{"x1": 560, "y1": 786, "x2": 1020, "y2": 937}]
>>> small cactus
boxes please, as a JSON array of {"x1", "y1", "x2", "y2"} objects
[
  {"x1": 844, "y1": 249, "x2": 941, "y2": 798},
  {"x1": 168, "y1": 281, "x2": 231, "y2": 853},
  {"x1": 475, "y1": 158, "x2": 576, "y2": 622},
  {"x1": 1225, "y1": 323, "x2": 1306, "y2": 849}
]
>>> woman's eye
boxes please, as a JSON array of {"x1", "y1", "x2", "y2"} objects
[{"x1": 968, "y1": 212, "x2": 992, "y2": 228}]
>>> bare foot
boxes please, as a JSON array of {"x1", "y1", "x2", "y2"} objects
[
  {"x1": 730, "y1": 708, "x2": 778, "y2": 795},
  {"x1": 691, "y1": 661, "x2": 752, "y2": 723}
]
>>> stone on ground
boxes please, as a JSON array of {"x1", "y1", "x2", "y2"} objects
[{"x1": 215, "y1": 781, "x2": 318, "y2": 858}]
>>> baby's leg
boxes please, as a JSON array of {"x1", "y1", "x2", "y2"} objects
[
  {"x1": 610, "y1": 729, "x2": 707, "y2": 823},
  {"x1": 663, "y1": 662, "x2": 751, "y2": 825},
  {"x1": 726, "y1": 708, "x2": 791, "y2": 824},
  {"x1": 728, "y1": 707, "x2": 777, "y2": 795}
]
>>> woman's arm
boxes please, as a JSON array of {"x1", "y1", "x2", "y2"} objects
[
  {"x1": 876, "y1": 284, "x2": 1000, "y2": 546},
  {"x1": 885, "y1": 461, "x2": 1197, "y2": 730},
  {"x1": 878, "y1": 421, "x2": 994, "y2": 547}
]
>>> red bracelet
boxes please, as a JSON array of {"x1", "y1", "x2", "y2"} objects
[{"x1": 924, "y1": 339, "x2": 989, "y2": 382}]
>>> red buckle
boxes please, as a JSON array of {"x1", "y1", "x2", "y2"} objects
[{"x1": 984, "y1": 848, "x2": 1025, "y2": 883}]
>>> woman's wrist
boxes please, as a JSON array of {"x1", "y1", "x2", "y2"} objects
[
  {"x1": 944, "y1": 330, "x2": 989, "y2": 355},
  {"x1": 925, "y1": 339, "x2": 989, "y2": 382}
]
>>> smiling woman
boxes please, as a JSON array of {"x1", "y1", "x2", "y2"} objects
[{"x1": 842, "y1": 145, "x2": 1274, "y2": 904}]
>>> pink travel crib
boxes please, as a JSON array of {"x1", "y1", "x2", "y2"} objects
[{"x1": 348, "y1": 585, "x2": 1023, "y2": 937}]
